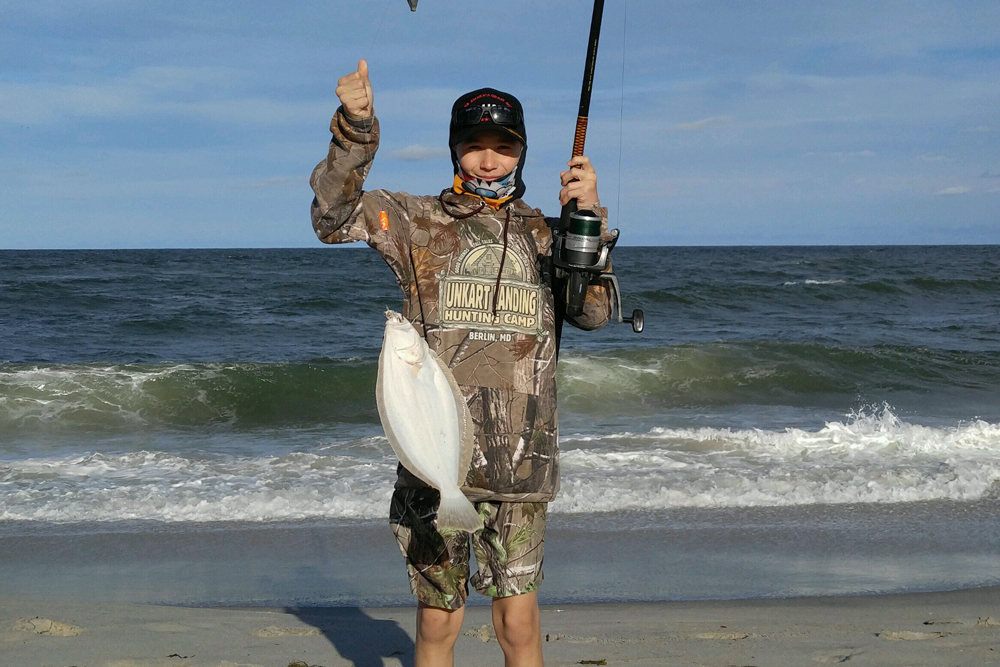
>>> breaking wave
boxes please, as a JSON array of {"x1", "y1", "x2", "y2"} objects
[
  {"x1": 2, "y1": 408, "x2": 998, "y2": 523},
  {"x1": 3, "y1": 344, "x2": 998, "y2": 432}
]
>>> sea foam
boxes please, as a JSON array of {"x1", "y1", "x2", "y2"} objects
[{"x1": 1, "y1": 408, "x2": 998, "y2": 524}]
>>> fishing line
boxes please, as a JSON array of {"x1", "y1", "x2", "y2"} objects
[
  {"x1": 616, "y1": 0, "x2": 627, "y2": 226},
  {"x1": 359, "y1": 0, "x2": 390, "y2": 168},
  {"x1": 367, "y1": 0, "x2": 391, "y2": 60},
  {"x1": 363, "y1": 0, "x2": 433, "y2": 338}
]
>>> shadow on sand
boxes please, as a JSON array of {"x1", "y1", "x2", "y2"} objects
[{"x1": 287, "y1": 606, "x2": 415, "y2": 667}]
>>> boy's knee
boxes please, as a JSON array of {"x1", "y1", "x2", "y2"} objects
[
  {"x1": 417, "y1": 606, "x2": 464, "y2": 645},
  {"x1": 494, "y1": 603, "x2": 540, "y2": 648}
]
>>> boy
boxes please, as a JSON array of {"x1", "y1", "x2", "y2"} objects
[{"x1": 310, "y1": 59, "x2": 613, "y2": 667}]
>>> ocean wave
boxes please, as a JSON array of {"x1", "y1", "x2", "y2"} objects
[
  {"x1": 555, "y1": 407, "x2": 1000, "y2": 511},
  {"x1": 2, "y1": 409, "x2": 998, "y2": 523},
  {"x1": 0, "y1": 360, "x2": 378, "y2": 432},
  {"x1": 782, "y1": 279, "x2": 847, "y2": 286},
  {"x1": 3, "y1": 344, "x2": 999, "y2": 432},
  {"x1": 0, "y1": 445, "x2": 397, "y2": 523},
  {"x1": 626, "y1": 274, "x2": 1000, "y2": 309},
  {"x1": 557, "y1": 343, "x2": 1000, "y2": 413},
  {"x1": 904, "y1": 276, "x2": 1000, "y2": 293}
]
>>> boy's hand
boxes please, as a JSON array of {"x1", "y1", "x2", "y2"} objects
[
  {"x1": 336, "y1": 59, "x2": 374, "y2": 120},
  {"x1": 559, "y1": 156, "x2": 600, "y2": 209}
]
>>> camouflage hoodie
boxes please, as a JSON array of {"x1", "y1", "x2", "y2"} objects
[{"x1": 311, "y1": 107, "x2": 614, "y2": 502}]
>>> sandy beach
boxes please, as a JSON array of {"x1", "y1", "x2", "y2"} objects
[{"x1": 4, "y1": 585, "x2": 999, "y2": 667}]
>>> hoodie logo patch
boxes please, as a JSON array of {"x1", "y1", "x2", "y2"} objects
[{"x1": 438, "y1": 244, "x2": 545, "y2": 336}]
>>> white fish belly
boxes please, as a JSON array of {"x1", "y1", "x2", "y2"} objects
[
  {"x1": 375, "y1": 311, "x2": 482, "y2": 533},
  {"x1": 379, "y1": 325, "x2": 462, "y2": 491},
  {"x1": 381, "y1": 352, "x2": 461, "y2": 488}
]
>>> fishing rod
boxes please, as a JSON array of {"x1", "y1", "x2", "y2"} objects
[{"x1": 550, "y1": 0, "x2": 643, "y2": 355}]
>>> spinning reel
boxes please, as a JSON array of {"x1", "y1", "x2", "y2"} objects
[{"x1": 551, "y1": 206, "x2": 643, "y2": 334}]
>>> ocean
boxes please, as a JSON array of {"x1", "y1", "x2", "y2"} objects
[{"x1": 2, "y1": 246, "x2": 999, "y2": 606}]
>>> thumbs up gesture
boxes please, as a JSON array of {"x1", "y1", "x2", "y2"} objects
[{"x1": 336, "y1": 59, "x2": 374, "y2": 120}]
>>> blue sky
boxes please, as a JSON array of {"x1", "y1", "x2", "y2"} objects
[{"x1": 1, "y1": 0, "x2": 998, "y2": 248}]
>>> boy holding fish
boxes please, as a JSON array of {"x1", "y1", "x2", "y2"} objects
[{"x1": 311, "y1": 59, "x2": 613, "y2": 667}]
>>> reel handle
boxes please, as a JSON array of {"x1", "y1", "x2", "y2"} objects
[{"x1": 624, "y1": 309, "x2": 644, "y2": 333}]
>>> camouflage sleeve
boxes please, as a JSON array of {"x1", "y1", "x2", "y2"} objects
[
  {"x1": 309, "y1": 107, "x2": 414, "y2": 288},
  {"x1": 564, "y1": 205, "x2": 615, "y2": 331}
]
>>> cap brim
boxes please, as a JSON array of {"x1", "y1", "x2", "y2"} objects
[{"x1": 451, "y1": 124, "x2": 525, "y2": 147}]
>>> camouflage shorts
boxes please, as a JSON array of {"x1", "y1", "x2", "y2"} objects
[{"x1": 389, "y1": 487, "x2": 546, "y2": 610}]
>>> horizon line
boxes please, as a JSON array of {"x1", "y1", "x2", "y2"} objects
[{"x1": 2, "y1": 243, "x2": 999, "y2": 251}]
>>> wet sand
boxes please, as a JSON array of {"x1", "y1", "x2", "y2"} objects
[
  {"x1": 4, "y1": 499, "x2": 1000, "y2": 607},
  {"x1": 3, "y1": 585, "x2": 999, "y2": 666}
]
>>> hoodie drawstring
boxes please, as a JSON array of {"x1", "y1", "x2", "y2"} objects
[
  {"x1": 491, "y1": 207, "x2": 511, "y2": 319},
  {"x1": 438, "y1": 189, "x2": 486, "y2": 219}
]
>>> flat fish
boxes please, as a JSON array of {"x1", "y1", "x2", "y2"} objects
[{"x1": 376, "y1": 310, "x2": 483, "y2": 532}]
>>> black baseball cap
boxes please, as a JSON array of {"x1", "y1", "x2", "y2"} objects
[{"x1": 449, "y1": 88, "x2": 527, "y2": 148}]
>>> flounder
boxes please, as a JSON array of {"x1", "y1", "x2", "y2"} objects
[{"x1": 376, "y1": 310, "x2": 483, "y2": 532}]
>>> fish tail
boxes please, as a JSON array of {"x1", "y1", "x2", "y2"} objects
[{"x1": 436, "y1": 490, "x2": 484, "y2": 533}]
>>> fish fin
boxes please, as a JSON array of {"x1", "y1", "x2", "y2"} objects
[
  {"x1": 377, "y1": 338, "x2": 438, "y2": 489},
  {"x1": 428, "y1": 347, "x2": 475, "y2": 487},
  {"x1": 436, "y1": 490, "x2": 483, "y2": 533}
]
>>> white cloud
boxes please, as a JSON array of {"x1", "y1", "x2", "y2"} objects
[
  {"x1": 919, "y1": 153, "x2": 953, "y2": 162},
  {"x1": 239, "y1": 176, "x2": 300, "y2": 190},
  {"x1": 0, "y1": 69, "x2": 329, "y2": 126},
  {"x1": 804, "y1": 150, "x2": 876, "y2": 159},
  {"x1": 126, "y1": 66, "x2": 244, "y2": 90},
  {"x1": 0, "y1": 81, "x2": 144, "y2": 123},
  {"x1": 746, "y1": 69, "x2": 830, "y2": 94},
  {"x1": 981, "y1": 169, "x2": 1000, "y2": 179},
  {"x1": 166, "y1": 98, "x2": 331, "y2": 124},
  {"x1": 0, "y1": 75, "x2": 467, "y2": 131},
  {"x1": 388, "y1": 144, "x2": 449, "y2": 161},
  {"x1": 672, "y1": 115, "x2": 734, "y2": 132},
  {"x1": 934, "y1": 186, "x2": 972, "y2": 196}
]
